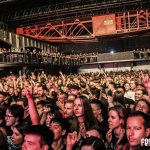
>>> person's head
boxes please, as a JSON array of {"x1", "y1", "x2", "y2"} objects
[
  {"x1": 80, "y1": 81, "x2": 86, "y2": 89},
  {"x1": 117, "y1": 86, "x2": 125, "y2": 93},
  {"x1": 80, "y1": 136, "x2": 106, "y2": 150},
  {"x1": 130, "y1": 80, "x2": 136, "y2": 91},
  {"x1": 0, "y1": 91, "x2": 6, "y2": 104},
  {"x1": 64, "y1": 100, "x2": 74, "y2": 118},
  {"x1": 74, "y1": 95, "x2": 98, "y2": 131},
  {"x1": 126, "y1": 111, "x2": 150, "y2": 149},
  {"x1": 22, "y1": 125, "x2": 54, "y2": 150},
  {"x1": 134, "y1": 99, "x2": 150, "y2": 114},
  {"x1": 21, "y1": 88, "x2": 26, "y2": 98},
  {"x1": 8, "y1": 87, "x2": 15, "y2": 96},
  {"x1": 0, "y1": 108, "x2": 5, "y2": 125},
  {"x1": 11, "y1": 124, "x2": 27, "y2": 147},
  {"x1": 5, "y1": 104, "x2": 24, "y2": 127},
  {"x1": 50, "y1": 117, "x2": 68, "y2": 141},
  {"x1": 37, "y1": 86, "x2": 46, "y2": 96},
  {"x1": 135, "y1": 89, "x2": 143, "y2": 101},
  {"x1": 36, "y1": 101, "x2": 46, "y2": 117},
  {"x1": 85, "y1": 128, "x2": 101, "y2": 139},
  {"x1": 108, "y1": 105, "x2": 126, "y2": 130},
  {"x1": 58, "y1": 91, "x2": 68, "y2": 103},
  {"x1": 70, "y1": 84, "x2": 80, "y2": 95},
  {"x1": 107, "y1": 82, "x2": 116, "y2": 91},
  {"x1": 90, "y1": 88, "x2": 100, "y2": 99},
  {"x1": 90, "y1": 100, "x2": 108, "y2": 123},
  {"x1": 67, "y1": 94, "x2": 77, "y2": 101},
  {"x1": 136, "y1": 84, "x2": 145, "y2": 91},
  {"x1": 124, "y1": 83, "x2": 131, "y2": 91},
  {"x1": 46, "y1": 108, "x2": 62, "y2": 128},
  {"x1": 113, "y1": 91, "x2": 125, "y2": 107},
  {"x1": 0, "y1": 127, "x2": 8, "y2": 150}
]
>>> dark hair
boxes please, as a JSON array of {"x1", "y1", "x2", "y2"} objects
[
  {"x1": 0, "y1": 127, "x2": 8, "y2": 150},
  {"x1": 80, "y1": 81, "x2": 86, "y2": 89},
  {"x1": 7, "y1": 104, "x2": 24, "y2": 123},
  {"x1": 127, "y1": 111, "x2": 150, "y2": 129},
  {"x1": 113, "y1": 91, "x2": 125, "y2": 107},
  {"x1": 90, "y1": 88, "x2": 100, "y2": 99},
  {"x1": 0, "y1": 91, "x2": 7, "y2": 97},
  {"x1": 78, "y1": 95, "x2": 98, "y2": 130},
  {"x1": 15, "y1": 123, "x2": 28, "y2": 136},
  {"x1": 0, "y1": 108, "x2": 5, "y2": 120},
  {"x1": 37, "y1": 100, "x2": 46, "y2": 106},
  {"x1": 134, "y1": 99, "x2": 150, "y2": 114},
  {"x1": 50, "y1": 117, "x2": 68, "y2": 138},
  {"x1": 47, "y1": 107, "x2": 63, "y2": 119},
  {"x1": 71, "y1": 84, "x2": 80, "y2": 90},
  {"x1": 51, "y1": 91, "x2": 58, "y2": 99},
  {"x1": 24, "y1": 125, "x2": 54, "y2": 149},
  {"x1": 50, "y1": 117, "x2": 68, "y2": 131},
  {"x1": 80, "y1": 136, "x2": 106, "y2": 150},
  {"x1": 90, "y1": 100, "x2": 108, "y2": 121}
]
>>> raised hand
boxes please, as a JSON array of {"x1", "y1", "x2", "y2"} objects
[
  {"x1": 66, "y1": 131, "x2": 78, "y2": 150},
  {"x1": 141, "y1": 71, "x2": 150, "y2": 97},
  {"x1": 117, "y1": 128, "x2": 125, "y2": 144},
  {"x1": 106, "y1": 128, "x2": 113, "y2": 143}
]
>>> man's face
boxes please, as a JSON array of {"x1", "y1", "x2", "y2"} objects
[
  {"x1": 5, "y1": 109, "x2": 17, "y2": 127},
  {"x1": 126, "y1": 116, "x2": 148, "y2": 148},
  {"x1": 22, "y1": 134, "x2": 47, "y2": 150},
  {"x1": 130, "y1": 81, "x2": 136, "y2": 90},
  {"x1": 135, "y1": 90, "x2": 143, "y2": 101},
  {"x1": 37, "y1": 87, "x2": 44, "y2": 96},
  {"x1": 135, "y1": 101, "x2": 149, "y2": 114},
  {"x1": 64, "y1": 102, "x2": 74, "y2": 118},
  {"x1": 70, "y1": 88, "x2": 79, "y2": 95}
]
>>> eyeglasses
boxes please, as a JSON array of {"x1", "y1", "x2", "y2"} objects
[
  {"x1": 5, "y1": 115, "x2": 15, "y2": 119},
  {"x1": 136, "y1": 105, "x2": 148, "y2": 110}
]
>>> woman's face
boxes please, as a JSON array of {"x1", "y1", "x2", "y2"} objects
[
  {"x1": 108, "y1": 110, "x2": 122, "y2": 129},
  {"x1": 135, "y1": 101, "x2": 149, "y2": 114},
  {"x1": 11, "y1": 127, "x2": 23, "y2": 146},
  {"x1": 74, "y1": 98, "x2": 84, "y2": 117},
  {"x1": 91, "y1": 104, "x2": 101, "y2": 119}
]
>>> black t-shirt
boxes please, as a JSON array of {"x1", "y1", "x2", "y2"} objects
[
  {"x1": 20, "y1": 115, "x2": 32, "y2": 127},
  {"x1": 107, "y1": 131, "x2": 128, "y2": 150}
]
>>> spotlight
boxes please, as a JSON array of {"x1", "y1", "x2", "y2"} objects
[{"x1": 110, "y1": 50, "x2": 114, "y2": 54}]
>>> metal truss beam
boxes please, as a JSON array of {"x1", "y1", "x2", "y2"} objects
[
  {"x1": 2, "y1": 0, "x2": 149, "y2": 26},
  {"x1": 17, "y1": 9, "x2": 150, "y2": 43}
]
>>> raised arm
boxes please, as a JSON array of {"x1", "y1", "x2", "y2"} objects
[
  {"x1": 141, "y1": 71, "x2": 150, "y2": 98},
  {"x1": 25, "y1": 87, "x2": 40, "y2": 125}
]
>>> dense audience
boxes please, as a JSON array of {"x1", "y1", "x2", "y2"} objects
[
  {"x1": 0, "y1": 69, "x2": 150, "y2": 150},
  {"x1": 0, "y1": 48, "x2": 98, "y2": 64}
]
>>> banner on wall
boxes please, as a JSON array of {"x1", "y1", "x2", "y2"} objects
[{"x1": 92, "y1": 14, "x2": 117, "y2": 36}]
